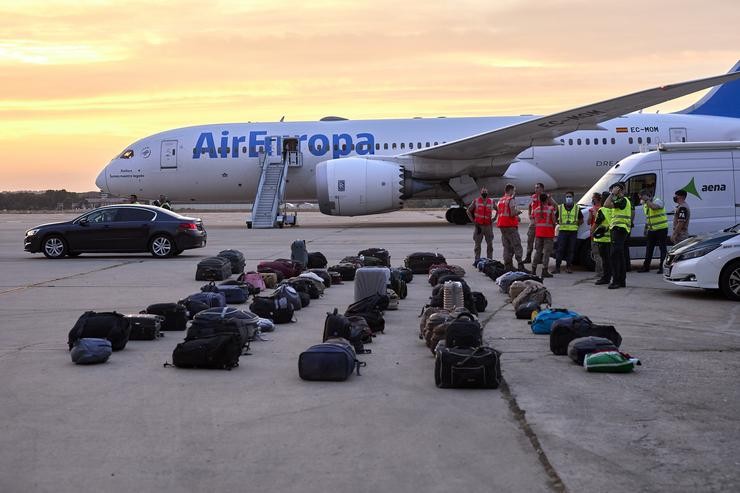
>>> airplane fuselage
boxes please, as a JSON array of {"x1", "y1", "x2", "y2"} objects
[{"x1": 98, "y1": 113, "x2": 740, "y2": 202}]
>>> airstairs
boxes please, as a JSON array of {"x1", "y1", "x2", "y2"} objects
[{"x1": 248, "y1": 137, "x2": 301, "y2": 229}]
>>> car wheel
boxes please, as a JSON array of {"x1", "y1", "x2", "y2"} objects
[
  {"x1": 719, "y1": 259, "x2": 740, "y2": 301},
  {"x1": 42, "y1": 235, "x2": 67, "y2": 259},
  {"x1": 149, "y1": 234, "x2": 174, "y2": 258}
]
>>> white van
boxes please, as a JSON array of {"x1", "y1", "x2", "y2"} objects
[{"x1": 579, "y1": 141, "x2": 740, "y2": 259}]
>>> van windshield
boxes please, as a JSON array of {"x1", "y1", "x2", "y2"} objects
[{"x1": 578, "y1": 173, "x2": 624, "y2": 206}]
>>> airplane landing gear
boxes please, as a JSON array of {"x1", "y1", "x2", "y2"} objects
[{"x1": 445, "y1": 206, "x2": 471, "y2": 225}]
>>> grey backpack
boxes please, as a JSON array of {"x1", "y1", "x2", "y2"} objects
[
  {"x1": 71, "y1": 338, "x2": 112, "y2": 365},
  {"x1": 291, "y1": 239, "x2": 308, "y2": 268}
]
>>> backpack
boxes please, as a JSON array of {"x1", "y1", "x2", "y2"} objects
[
  {"x1": 483, "y1": 261, "x2": 506, "y2": 281},
  {"x1": 298, "y1": 341, "x2": 366, "y2": 381},
  {"x1": 512, "y1": 283, "x2": 552, "y2": 312},
  {"x1": 347, "y1": 316, "x2": 374, "y2": 345},
  {"x1": 391, "y1": 267, "x2": 414, "y2": 284},
  {"x1": 471, "y1": 292, "x2": 487, "y2": 313},
  {"x1": 328, "y1": 271, "x2": 343, "y2": 285},
  {"x1": 217, "y1": 249, "x2": 246, "y2": 274},
  {"x1": 193, "y1": 307, "x2": 260, "y2": 344},
  {"x1": 200, "y1": 281, "x2": 248, "y2": 304},
  {"x1": 435, "y1": 346, "x2": 501, "y2": 389},
  {"x1": 584, "y1": 351, "x2": 640, "y2": 373},
  {"x1": 567, "y1": 337, "x2": 618, "y2": 365},
  {"x1": 497, "y1": 271, "x2": 541, "y2": 294},
  {"x1": 530, "y1": 308, "x2": 581, "y2": 335},
  {"x1": 270, "y1": 294, "x2": 295, "y2": 324},
  {"x1": 428, "y1": 268, "x2": 456, "y2": 286},
  {"x1": 445, "y1": 312, "x2": 482, "y2": 348},
  {"x1": 68, "y1": 311, "x2": 131, "y2": 351},
  {"x1": 358, "y1": 247, "x2": 390, "y2": 267},
  {"x1": 291, "y1": 239, "x2": 309, "y2": 267},
  {"x1": 515, "y1": 301, "x2": 541, "y2": 320},
  {"x1": 186, "y1": 317, "x2": 253, "y2": 349},
  {"x1": 549, "y1": 317, "x2": 622, "y2": 356},
  {"x1": 390, "y1": 275, "x2": 407, "y2": 300},
  {"x1": 307, "y1": 251, "x2": 328, "y2": 269},
  {"x1": 274, "y1": 284, "x2": 302, "y2": 311},
  {"x1": 329, "y1": 263, "x2": 357, "y2": 281},
  {"x1": 344, "y1": 297, "x2": 386, "y2": 334},
  {"x1": 124, "y1": 314, "x2": 164, "y2": 341},
  {"x1": 70, "y1": 338, "x2": 112, "y2": 365},
  {"x1": 424, "y1": 309, "x2": 455, "y2": 353},
  {"x1": 144, "y1": 303, "x2": 189, "y2": 331},
  {"x1": 285, "y1": 277, "x2": 323, "y2": 299},
  {"x1": 298, "y1": 291, "x2": 311, "y2": 308},
  {"x1": 171, "y1": 333, "x2": 242, "y2": 370},
  {"x1": 386, "y1": 289, "x2": 400, "y2": 310},
  {"x1": 307, "y1": 269, "x2": 332, "y2": 288},
  {"x1": 196, "y1": 256, "x2": 232, "y2": 281},
  {"x1": 323, "y1": 309, "x2": 351, "y2": 341}
]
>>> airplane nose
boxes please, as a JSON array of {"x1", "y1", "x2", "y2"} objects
[{"x1": 95, "y1": 166, "x2": 108, "y2": 192}]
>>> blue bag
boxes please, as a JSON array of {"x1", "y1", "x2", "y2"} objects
[
  {"x1": 530, "y1": 308, "x2": 581, "y2": 335},
  {"x1": 70, "y1": 338, "x2": 112, "y2": 365},
  {"x1": 187, "y1": 291, "x2": 226, "y2": 308},
  {"x1": 298, "y1": 342, "x2": 366, "y2": 381}
]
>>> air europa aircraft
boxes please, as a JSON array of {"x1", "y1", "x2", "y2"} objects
[{"x1": 96, "y1": 62, "x2": 740, "y2": 224}]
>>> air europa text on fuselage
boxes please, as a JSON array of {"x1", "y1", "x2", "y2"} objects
[{"x1": 192, "y1": 130, "x2": 376, "y2": 160}]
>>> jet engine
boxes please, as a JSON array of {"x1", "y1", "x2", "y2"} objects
[{"x1": 315, "y1": 158, "x2": 405, "y2": 216}]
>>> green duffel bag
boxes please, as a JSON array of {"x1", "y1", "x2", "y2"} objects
[{"x1": 584, "y1": 351, "x2": 641, "y2": 373}]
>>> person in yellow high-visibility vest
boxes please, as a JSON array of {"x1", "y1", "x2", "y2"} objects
[
  {"x1": 552, "y1": 191, "x2": 583, "y2": 274},
  {"x1": 637, "y1": 188, "x2": 668, "y2": 274},
  {"x1": 604, "y1": 182, "x2": 631, "y2": 289}
]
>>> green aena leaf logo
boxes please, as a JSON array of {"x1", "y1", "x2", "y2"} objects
[{"x1": 680, "y1": 177, "x2": 702, "y2": 200}]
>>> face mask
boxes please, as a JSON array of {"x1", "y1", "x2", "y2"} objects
[
  {"x1": 565, "y1": 197, "x2": 573, "y2": 204},
  {"x1": 481, "y1": 193, "x2": 488, "y2": 198}
]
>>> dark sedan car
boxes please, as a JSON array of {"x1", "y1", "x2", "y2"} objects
[{"x1": 24, "y1": 205, "x2": 207, "y2": 258}]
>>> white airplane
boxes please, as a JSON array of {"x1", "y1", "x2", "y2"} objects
[{"x1": 96, "y1": 62, "x2": 740, "y2": 224}]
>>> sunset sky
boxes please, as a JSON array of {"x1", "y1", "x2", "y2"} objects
[{"x1": 1, "y1": 0, "x2": 738, "y2": 191}]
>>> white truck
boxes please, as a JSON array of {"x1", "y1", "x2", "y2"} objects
[{"x1": 579, "y1": 141, "x2": 740, "y2": 257}]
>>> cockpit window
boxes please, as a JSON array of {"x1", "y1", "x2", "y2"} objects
[{"x1": 120, "y1": 149, "x2": 134, "y2": 159}]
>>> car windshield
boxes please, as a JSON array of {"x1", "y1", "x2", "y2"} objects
[{"x1": 578, "y1": 173, "x2": 624, "y2": 206}]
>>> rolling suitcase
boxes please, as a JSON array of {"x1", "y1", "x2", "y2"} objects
[
  {"x1": 124, "y1": 314, "x2": 164, "y2": 340},
  {"x1": 217, "y1": 249, "x2": 246, "y2": 274},
  {"x1": 144, "y1": 303, "x2": 188, "y2": 331},
  {"x1": 354, "y1": 267, "x2": 390, "y2": 302},
  {"x1": 196, "y1": 256, "x2": 232, "y2": 281}
]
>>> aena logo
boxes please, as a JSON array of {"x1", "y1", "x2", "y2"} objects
[
  {"x1": 680, "y1": 177, "x2": 728, "y2": 200},
  {"x1": 680, "y1": 177, "x2": 702, "y2": 200}
]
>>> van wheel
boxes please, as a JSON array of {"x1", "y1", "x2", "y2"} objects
[
  {"x1": 42, "y1": 235, "x2": 67, "y2": 259},
  {"x1": 149, "y1": 235, "x2": 174, "y2": 258},
  {"x1": 719, "y1": 260, "x2": 740, "y2": 301}
]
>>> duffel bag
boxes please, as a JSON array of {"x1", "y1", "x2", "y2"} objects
[
  {"x1": 515, "y1": 300, "x2": 541, "y2": 320},
  {"x1": 471, "y1": 291, "x2": 487, "y2": 313},
  {"x1": 70, "y1": 338, "x2": 112, "y2": 365},
  {"x1": 196, "y1": 256, "x2": 232, "y2": 281},
  {"x1": 257, "y1": 261, "x2": 294, "y2": 279},
  {"x1": 530, "y1": 308, "x2": 580, "y2": 335},
  {"x1": 221, "y1": 279, "x2": 259, "y2": 296},
  {"x1": 171, "y1": 333, "x2": 242, "y2": 370},
  {"x1": 435, "y1": 346, "x2": 501, "y2": 389},
  {"x1": 307, "y1": 251, "x2": 328, "y2": 269},
  {"x1": 299, "y1": 291, "x2": 310, "y2": 308},
  {"x1": 68, "y1": 311, "x2": 130, "y2": 351},
  {"x1": 238, "y1": 272, "x2": 267, "y2": 291},
  {"x1": 512, "y1": 283, "x2": 552, "y2": 312},
  {"x1": 145, "y1": 303, "x2": 189, "y2": 331},
  {"x1": 217, "y1": 249, "x2": 246, "y2": 274},
  {"x1": 323, "y1": 308, "x2": 351, "y2": 341},
  {"x1": 346, "y1": 293, "x2": 389, "y2": 314},
  {"x1": 274, "y1": 258, "x2": 304, "y2": 277},
  {"x1": 183, "y1": 291, "x2": 226, "y2": 310},
  {"x1": 568, "y1": 336, "x2": 618, "y2": 365},
  {"x1": 200, "y1": 281, "x2": 248, "y2": 304},
  {"x1": 298, "y1": 341, "x2": 366, "y2": 381},
  {"x1": 405, "y1": 252, "x2": 446, "y2": 274},
  {"x1": 550, "y1": 317, "x2": 622, "y2": 356},
  {"x1": 358, "y1": 247, "x2": 390, "y2": 267},
  {"x1": 124, "y1": 314, "x2": 164, "y2": 341},
  {"x1": 329, "y1": 263, "x2": 357, "y2": 281},
  {"x1": 584, "y1": 351, "x2": 640, "y2": 373}
]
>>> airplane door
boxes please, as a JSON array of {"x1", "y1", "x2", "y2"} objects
[
  {"x1": 161, "y1": 140, "x2": 178, "y2": 169},
  {"x1": 669, "y1": 128, "x2": 687, "y2": 143}
]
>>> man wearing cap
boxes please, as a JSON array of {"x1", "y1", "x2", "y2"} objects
[
  {"x1": 467, "y1": 187, "x2": 495, "y2": 261},
  {"x1": 671, "y1": 189, "x2": 691, "y2": 244}
]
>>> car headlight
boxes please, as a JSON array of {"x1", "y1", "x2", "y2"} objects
[
  {"x1": 675, "y1": 244, "x2": 721, "y2": 262},
  {"x1": 25, "y1": 228, "x2": 39, "y2": 236}
]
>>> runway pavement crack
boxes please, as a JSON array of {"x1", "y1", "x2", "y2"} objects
[
  {"x1": 0, "y1": 260, "x2": 143, "y2": 296},
  {"x1": 480, "y1": 304, "x2": 567, "y2": 493}
]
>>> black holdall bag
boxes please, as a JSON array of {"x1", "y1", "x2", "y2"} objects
[
  {"x1": 249, "y1": 297, "x2": 275, "y2": 319},
  {"x1": 323, "y1": 309, "x2": 352, "y2": 342},
  {"x1": 307, "y1": 251, "x2": 328, "y2": 269},
  {"x1": 435, "y1": 346, "x2": 501, "y2": 389},
  {"x1": 125, "y1": 314, "x2": 164, "y2": 341},
  {"x1": 445, "y1": 312, "x2": 483, "y2": 348},
  {"x1": 550, "y1": 317, "x2": 622, "y2": 356},
  {"x1": 68, "y1": 311, "x2": 131, "y2": 351},
  {"x1": 196, "y1": 256, "x2": 232, "y2": 281},
  {"x1": 144, "y1": 303, "x2": 188, "y2": 331},
  {"x1": 358, "y1": 248, "x2": 391, "y2": 267},
  {"x1": 471, "y1": 292, "x2": 488, "y2": 313},
  {"x1": 329, "y1": 263, "x2": 357, "y2": 281},
  {"x1": 217, "y1": 249, "x2": 246, "y2": 274},
  {"x1": 171, "y1": 333, "x2": 242, "y2": 370},
  {"x1": 405, "y1": 252, "x2": 447, "y2": 274}
]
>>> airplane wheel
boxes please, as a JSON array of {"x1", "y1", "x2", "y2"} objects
[
  {"x1": 451, "y1": 207, "x2": 470, "y2": 225},
  {"x1": 445, "y1": 208, "x2": 455, "y2": 223}
]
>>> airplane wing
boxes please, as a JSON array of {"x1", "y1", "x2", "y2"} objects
[{"x1": 407, "y1": 70, "x2": 740, "y2": 161}]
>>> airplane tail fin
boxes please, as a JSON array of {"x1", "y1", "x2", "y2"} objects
[{"x1": 677, "y1": 61, "x2": 740, "y2": 118}]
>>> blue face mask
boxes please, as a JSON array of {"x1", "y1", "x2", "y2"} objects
[{"x1": 565, "y1": 196, "x2": 573, "y2": 204}]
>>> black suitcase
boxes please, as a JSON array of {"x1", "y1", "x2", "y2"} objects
[
  {"x1": 358, "y1": 248, "x2": 390, "y2": 267},
  {"x1": 217, "y1": 249, "x2": 246, "y2": 274},
  {"x1": 125, "y1": 314, "x2": 163, "y2": 340},
  {"x1": 172, "y1": 333, "x2": 242, "y2": 370},
  {"x1": 196, "y1": 256, "x2": 232, "y2": 281},
  {"x1": 144, "y1": 303, "x2": 188, "y2": 331},
  {"x1": 68, "y1": 311, "x2": 131, "y2": 351},
  {"x1": 435, "y1": 346, "x2": 501, "y2": 389},
  {"x1": 405, "y1": 252, "x2": 447, "y2": 274},
  {"x1": 445, "y1": 313, "x2": 482, "y2": 348}
]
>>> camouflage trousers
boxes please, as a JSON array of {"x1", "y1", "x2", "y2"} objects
[
  {"x1": 473, "y1": 223, "x2": 494, "y2": 260},
  {"x1": 499, "y1": 226, "x2": 523, "y2": 269}
]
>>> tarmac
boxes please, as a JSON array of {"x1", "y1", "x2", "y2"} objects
[{"x1": 0, "y1": 210, "x2": 738, "y2": 493}]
